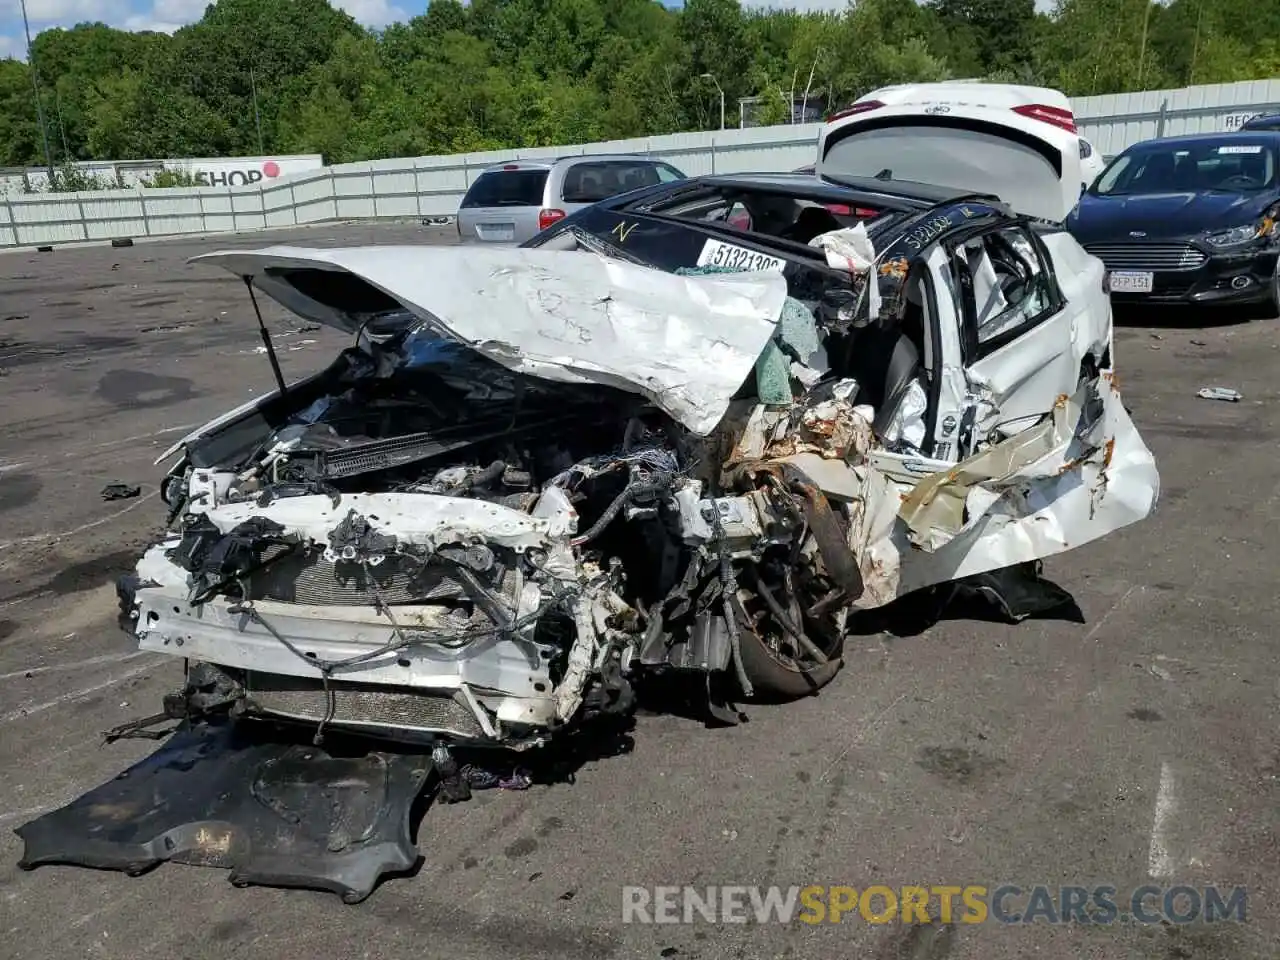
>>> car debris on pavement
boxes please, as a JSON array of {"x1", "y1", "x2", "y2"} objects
[
  {"x1": 100, "y1": 482, "x2": 141, "y2": 501},
  {"x1": 1196, "y1": 386, "x2": 1243, "y2": 402}
]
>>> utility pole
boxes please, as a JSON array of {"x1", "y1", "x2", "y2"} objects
[
  {"x1": 1136, "y1": 0, "x2": 1152, "y2": 90},
  {"x1": 800, "y1": 50, "x2": 822, "y2": 124},
  {"x1": 1188, "y1": 0, "x2": 1204, "y2": 86},
  {"x1": 701, "y1": 73, "x2": 725, "y2": 131},
  {"x1": 55, "y1": 88, "x2": 71, "y2": 162},
  {"x1": 249, "y1": 66, "x2": 266, "y2": 154},
  {"x1": 19, "y1": 0, "x2": 55, "y2": 180}
]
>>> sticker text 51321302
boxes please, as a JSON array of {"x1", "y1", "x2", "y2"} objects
[{"x1": 696, "y1": 239, "x2": 787, "y2": 273}]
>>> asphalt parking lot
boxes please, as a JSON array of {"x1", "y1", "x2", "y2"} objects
[{"x1": 0, "y1": 222, "x2": 1277, "y2": 960}]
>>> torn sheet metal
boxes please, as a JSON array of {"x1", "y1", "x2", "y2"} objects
[
  {"x1": 15, "y1": 720, "x2": 432, "y2": 903},
  {"x1": 795, "y1": 375, "x2": 1159, "y2": 607},
  {"x1": 199, "y1": 492, "x2": 559, "y2": 553},
  {"x1": 810, "y1": 223, "x2": 882, "y2": 321},
  {"x1": 192, "y1": 246, "x2": 790, "y2": 436}
]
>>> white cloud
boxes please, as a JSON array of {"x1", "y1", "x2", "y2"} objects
[
  {"x1": 121, "y1": 0, "x2": 210, "y2": 32},
  {"x1": 333, "y1": 0, "x2": 408, "y2": 27},
  {"x1": 2, "y1": 0, "x2": 114, "y2": 25},
  {"x1": 0, "y1": 32, "x2": 24, "y2": 59}
]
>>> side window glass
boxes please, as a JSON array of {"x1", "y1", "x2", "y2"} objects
[
  {"x1": 959, "y1": 226, "x2": 1054, "y2": 347},
  {"x1": 655, "y1": 164, "x2": 684, "y2": 183},
  {"x1": 691, "y1": 200, "x2": 751, "y2": 230}
]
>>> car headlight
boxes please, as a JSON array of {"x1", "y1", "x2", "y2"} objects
[{"x1": 1205, "y1": 217, "x2": 1277, "y2": 247}]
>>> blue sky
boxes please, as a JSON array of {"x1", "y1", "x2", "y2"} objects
[{"x1": 0, "y1": 0, "x2": 1057, "y2": 61}]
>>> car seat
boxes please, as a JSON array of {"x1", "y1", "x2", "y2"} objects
[
  {"x1": 782, "y1": 206, "x2": 842, "y2": 245},
  {"x1": 1238, "y1": 153, "x2": 1267, "y2": 186},
  {"x1": 579, "y1": 171, "x2": 604, "y2": 200},
  {"x1": 1134, "y1": 152, "x2": 1176, "y2": 191},
  {"x1": 870, "y1": 280, "x2": 925, "y2": 439}
]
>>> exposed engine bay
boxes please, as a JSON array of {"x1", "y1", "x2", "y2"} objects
[{"x1": 120, "y1": 324, "x2": 862, "y2": 748}]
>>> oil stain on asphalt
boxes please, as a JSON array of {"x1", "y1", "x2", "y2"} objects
[
  {"x1": 0, "y1": 472, "x2": 41, "y2": 514},
  {"x1": 916, "y1": 747, "x2": 1006, "y2": 786},
  {"x1": 96, "y1": 369, "x2": 195, "y2": 409}
]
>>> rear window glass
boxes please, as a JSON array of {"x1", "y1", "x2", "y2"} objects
[
  {"x1": 460, "y1": 170, "x2": 548, "y2": 208},
  {"x1": 823, "y1": 119, "x2": 1064, "y2": 221},
  {"x1": 560, "y1": 161, "x2": 683, "y2": 203},
  {"x1": 1095, "y1": 142, "x2": 1277, "y2": 195}
]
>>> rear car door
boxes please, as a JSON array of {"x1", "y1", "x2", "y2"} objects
[
  {"x1": 555, "y1": 159, "x2": 687, "y2": 216},
  {"x1": 942, "y1": 221, "x2": 1086, "y2": 454}
]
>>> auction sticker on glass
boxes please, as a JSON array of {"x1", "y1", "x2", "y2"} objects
[
  {"x1": 696, "y1": 238, "x2": 787, "y2": 273},
  {"x1": 1109, "y1": 270, "x2": 1154, "y2": 294}
]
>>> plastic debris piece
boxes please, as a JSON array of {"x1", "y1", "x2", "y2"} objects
[
  {"x1": 1196, "y1": 386, "x2": 1242, "y2": 402},
  {"x1": 460, "y1": 763, "x2": 532, "y2": 791},
  {"x1": 101, "y1": 482, "x2": 141, "y2": 501}
]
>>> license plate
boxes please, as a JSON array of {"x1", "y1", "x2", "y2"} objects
[
  {"x1": 696, "y1": 239, "x2": 786, "y2": 273},
  {"x1": 477, "y1": 224, "x2": 515, "y2": 242},
  {"x1": 1109, "y1": 270, "x2": 1154, "y2": 294}
]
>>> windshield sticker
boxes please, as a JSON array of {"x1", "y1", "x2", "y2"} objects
[
  {"x1": 696, "y1": 238, "x2": 787, "y2": 273},
  {"x1": 1217, "y1": 144, "x2": 1264, "y2": 154}
]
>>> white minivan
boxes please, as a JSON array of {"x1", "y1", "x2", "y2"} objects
[{"x1": 816, "y1": 82, "x2": 1089, "y2": 221}]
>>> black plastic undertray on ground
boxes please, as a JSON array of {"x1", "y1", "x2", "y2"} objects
[{"x1": 14, "y1": 718, "x2": 433, "y2": 903}]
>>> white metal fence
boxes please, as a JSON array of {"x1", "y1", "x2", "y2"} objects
[{"x1": 2, "y1": 79, "x2": 1277, "y2": 249}]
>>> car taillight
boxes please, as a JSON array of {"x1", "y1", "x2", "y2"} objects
[
  {"x1": 538, "y1": 209, "x2": 566, "y2": 231},
  {"x1": 824, "y1": 204, "x2": 852, "y2": 216},
  {"x1": 1013, "y1": 103, "x2": 1077, "y2": 133},
  {"x1": 825, "y1": 99, "x2": 885, "y2": 123}
]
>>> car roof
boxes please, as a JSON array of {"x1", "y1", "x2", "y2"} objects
[
  {"x1": 1118, "y1": 131, "x2": 1280, "y2": 151},
  {"x1": 688, "y1": 172, "x2": 999, "y2": 210},
  {"x1": 479, "y1": 155, "x2": 673, "y2": 173},
  {"x1": 1243, "y1": 114, "x2": 1280, "y2": 129}
]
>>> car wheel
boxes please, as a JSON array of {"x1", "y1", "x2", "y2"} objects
[
  {"x1": 731, "y1": 549, "x2": 847, "y2": 700},
  {"x1": 1271, "y1": 256, "x2": 1280, "y2": 317}
]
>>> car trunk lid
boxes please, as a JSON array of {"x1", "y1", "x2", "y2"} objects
[{"x1": 817, "y1": 82, "x2": 1083, "y2": 222}]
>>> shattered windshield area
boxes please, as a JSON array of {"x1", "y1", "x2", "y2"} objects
[
  {"x1": 1095, "y1": 142, "x2": 1278, "y2": 195},
  {"x1": 639, "y1": 184, "x2": 874, "y2": 244}
]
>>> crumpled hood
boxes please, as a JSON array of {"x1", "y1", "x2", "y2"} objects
[
  {"x1": 191, "y1": 245, "x2": 789, "y2": 436},
  {"x1": 1069, "y1": 190, "x2": 1274, "y2": 243}
]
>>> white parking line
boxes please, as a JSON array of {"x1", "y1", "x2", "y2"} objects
[
  {"x1": 1147, "y1": 761, "x2": 1177, "y2": 878},
  {"x1": 0, "y1": 488, "x2": 159, "y2": 550},
  {"x1": 0, "y1": 661, "x2": 157, "y2": 725},
  {"x1": 0, "y1": 650, "x2": 151, "y2": 682}
]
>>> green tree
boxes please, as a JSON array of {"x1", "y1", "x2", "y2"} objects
[{"x1": 0, "y1": 0, "x2": 1276, "y2": 169}]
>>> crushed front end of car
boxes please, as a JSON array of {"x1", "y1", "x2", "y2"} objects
[{"x1": 21, "y1": 242, "x2": 1159, "y2": 901}]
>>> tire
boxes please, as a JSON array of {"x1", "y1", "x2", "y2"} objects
[
  {"x1": 111, "y1": 237, "x2": 134, "y2": 248},
  {"x1": 735, "y1": 615, "x2": 844, "y2": 700},
  {"x1": 35, "y1": 245, "x2": 52, "y2": 253},
  {"x1": 1270, "y1": 256, "x2": 1280, "y2": 318}
]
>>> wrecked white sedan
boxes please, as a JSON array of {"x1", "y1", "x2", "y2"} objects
[{"x1": 113, "y1": 165, "x2": 1159, "y2": 753}]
